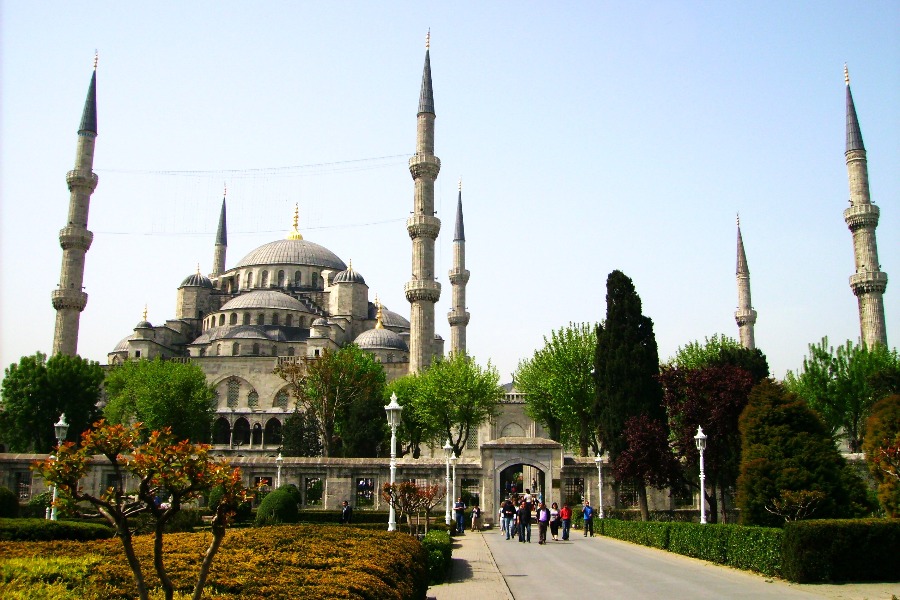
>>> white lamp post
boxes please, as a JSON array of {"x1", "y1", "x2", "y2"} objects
[
  {"x1": 385, "y1": 393, "x2": 403, "y2": 532},
  {"x1": 275, "y1": 452, "x2": 283, "y2": 489},
  {"x1": 450, "y1": 453, "x2": 458, "y2": 507},
  {"x1": 594, "y1": 451, "x2": 606, "y2": 519},
  {"x1": 443, "y1": 439, "x2": 453, "y2": 525},
  {"x1": 694, "y1": 426, "x2": 707, "y2": 525},
  {"x1": 49, "y1": 414, "x2": 69, "y2": 521}
]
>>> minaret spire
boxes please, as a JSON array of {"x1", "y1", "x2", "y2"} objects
[
  {"x1": 842, "y1": 66, "x2": 888, "y2": 347},
  {"x1": 212, "y1": 187, "x2": 227, "y2": 276},
  {"x1": 51, "y1": 60, "x2": 99, "y2": 355},
  {"x1": 734, "y1": 215, "x2": 757, "y2": 350},
  {"x1": 448, "y1": 178, "x2": 470, "y2": 355},
  {"x1": 406, "y1": 33, "x2": 442, "y2": 372}
]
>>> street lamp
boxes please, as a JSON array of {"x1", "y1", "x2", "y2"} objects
[
  {"x1": 275, "y1": 452, "x2": 283, "y2": 489},
  {"x1": 443, "y1": 439, "x2": 453, "y2": 525},
  {"x1": 384, "y1": 393, "x2": 403, "y2": 532},
  {"x1": 594, "y1": 450, "x2": 607, "y2": 519},
  {"x1": 450, "y1": 453, "x2": 458, "y2": 509},
  {"x1": 694, "y1": 426, "x2": 707, "y2": 525},
  {"x1": 49, "y1": 414, "x2": 69, "y2": 521}
]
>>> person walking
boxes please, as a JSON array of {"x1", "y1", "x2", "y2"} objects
[
  {"x1": 582, "y1": 501, "x2": 594, "y2": 537},
  {"x1": 536, "y1": 501, "x2": 551, "y2": 545},
  {"x1": 471, "y1": 504, "x2": 482, "y2": 532},
  {"x1": 560, "y1": 503, "x2": 572, "y2": 540},
  {"x1": 516, "y1": 500, "x2": 532, "y2": 543},
  {"x1": 454, "y1": 497, "x2": 467, "y2": 534},
  {"x1": 502, "y1": 498, "x2": 516, "y2": 540},
  {"x1": 339, "y1": 500, "x2": 353, "y2": 525},
  {"x1": 549, "y1": 502, "x2": 560, "y2": 541}
]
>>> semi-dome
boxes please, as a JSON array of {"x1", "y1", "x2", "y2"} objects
[
  {"x1": 112, "y1": 334, "x2": 135, "y2": 352},
  {"x1": 354, "y1": 327, "x2": 409, "y2": 351},
  {"x1": 179, "y1": 272, "x2": 213, "y2": 289},
  {"x1": 219, "y1": 290, "x2": 305, "y2": 312},
  {"x1": 234, "y1": 239, "x2": 346, "y2": 271},
  {"x1": 367, "y1": 303, "x2": 410, "y2": 329}
]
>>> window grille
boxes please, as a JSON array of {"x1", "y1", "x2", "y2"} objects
[
  {"x1": 247, "y1": 391, "x2": 259, "y2": 408},
  {"x1": 564, "y1": 478, "x2": 585, "y2": 506},
  {"x1": 227, "y1": 379, "x2": 240, "y2": 408},
  {"x1": 355, "y1": 477, "x2": 375, "y2": 507}
]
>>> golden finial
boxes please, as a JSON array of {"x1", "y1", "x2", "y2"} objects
[
  {"x1": 287, "y1": 203, "x2": 304, "y2": 240},
  {"x1": 224, "y1": 182, "x2": 227, "y2": 198},
  {"x1": 196, "y1": 263, "x2": 201, "y2": 275},
  {"x1": 426, "y1": 29, "x2": 430, "y2": 50},
  {"x1": 348, "y1": 259, "x2": 354, "y2": 272},
  {"x1": 844, "y1": 63, "x2": 850, "y2": 85},
  {"x1": 375, "y1": 294, "x2": 384, "y2": 329},
  {"x1": 736, "y1": 212, "x2": 740, "y2": 228},
  {"x1": 93, "y1": 50, "x2": 98, "y2": 71},
  {"x1": 142, "y1": 305, "x2": 148, "y2": 321},
  {"x1": 458, "y1": 177, "x2": 462, "y2": 192}
]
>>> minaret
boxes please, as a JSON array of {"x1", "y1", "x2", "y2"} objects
[
  {"x1": 842, "y1": 65, "x2": 888, "y2": 347},
  {"x1": 51, "y1": 57, "x2": 99, "y2": 356},
  {"x1": 734, "y1": 215, "x2": 757, "y2": 350},
  {"x1": 405, "y1": 31, "x2": 442, "y2": 373},
  {"x1": 212, "y1": 189, "x2": 227, "y2": 276},
  {"x1": 448, "y1": 178, "x2": 470, "y2": 355}
]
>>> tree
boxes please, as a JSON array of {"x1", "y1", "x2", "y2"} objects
[
  {"x1": 281, "y1": 408, "x2": 323, "y2": 457},
  {"x1": 384, "y1": 374, "x2": 429, "y2": 458},
  {"x1": 515, "y1": 323, "x2": 597, "y2": 455},
  {"x1": 34, "y1": 420, "x2": 250, "y2": 600},
  {"x1": 274, "y1": 345, "x2": 385, "y2": 458},
  {"x1": 103, "y1": 358, "x2": 215, "y2": 443},
  {"x1": 863, "y1": 394, "x2": 900, "y2": 517},
  {"x1": 0, "y1": 352, "x2": 103, "y2": 452},
  {"x1": 784, "y1": 338, "x2": 900, "y2": 451},
  {"x1": 412, "y1": 353, "x2": 504, "y2": 457},
  {"x1": 736, "y1": 380, "x2": 873, "y2": 527},
  {"x1": 669, "y1": 333, "x2": 770, "y2": 384},
  {"x1": 612, "y1": 414, "x2": 680, "y2": 508},
  {"x1": 658, "y1": 364, "x2": 755, "y2": 523},
  {"x1": 594, "y1": 270, "x2": 665, "y2": 520}
]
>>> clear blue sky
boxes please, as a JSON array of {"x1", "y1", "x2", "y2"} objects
[{"x1": 1, "y1": 2, "x2": 898, "y2": 382}]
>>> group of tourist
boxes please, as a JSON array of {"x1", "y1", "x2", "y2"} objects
[{"x1": 496, "y1": 489, "x2": 597, "y2": 544}]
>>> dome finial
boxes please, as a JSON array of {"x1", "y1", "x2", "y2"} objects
[
  {"x1": 93, "y1": 50, "x2": 98, "y2": 71},
  {"x1": 844, "y1": 63, "x2": 850, "y2": 86},
  {"x1": 426, "y1": 29, "x2": 430, "y2": 50},
  {"x1": 196, "y1": 262, "x2": 201, "y2": 275},
  {"x1": 287, "y1": 203, "x2": 304, "y2": 240},
  {"x1": 736, "y1": 212, "x2": 740, "y2": 228},
  {"x1": 375, "y1": 294, "x2": 384, "y2": 329},
  {"x1": 224, "y1": 182, "x2": 227, "y2": 198},
  {"x1": 142, "y1": 304, "x2": 148, "y2": 321},
  {"x1": 458, "y1": 177, "x2": 462, "y2": 192}
]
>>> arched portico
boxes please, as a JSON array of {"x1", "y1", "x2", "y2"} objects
[{"x1": 479, "y1": 437, "x2": 563, "y2": 525}]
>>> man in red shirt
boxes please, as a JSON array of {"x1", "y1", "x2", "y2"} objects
[{"x1": 559, "y1": 503, "x2": 572, "y2": 540}]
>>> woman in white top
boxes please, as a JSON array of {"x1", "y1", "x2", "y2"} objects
[{"x1": 549, "y1": 502, "x2": 561, "y2": 541}]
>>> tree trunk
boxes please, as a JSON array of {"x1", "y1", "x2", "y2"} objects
[
  {"x1": 718, "y1": 486, "x2": 729, "y2": 524},
  {"x1": 193, "y1": 519, "x2": 226, "y2": 600},
  {"x1": 637, "y1": 481, "x2": 650, "y2": 521},
  {"x1": 153, "y1": 518, "x2": 175, "y2": 600},
  {"x1": 706, "y1": 488, "x2": 718, "y2": 524},
  {"x1": 117, "y1": 521, "x2": 150, "y2": 600}
]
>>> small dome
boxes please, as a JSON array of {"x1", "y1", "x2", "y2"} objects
[
  {"x1": 354, "y1": 327, "x2": 409, "y2": 352},
  {"x1": 220, "y1": 290, "x2": 305, "y2": 312},
  {"x1": 180, "y1": 272, "x2": 213, "y2": 289},
  {"x1": 112, "y1": 334, "x2": 135, "y2": 352},
  {"x1": 234, "y1": 239, "x2": 346, "y2": 271},
  {"x1": 332, "y1": 264, "x2": 366, "y2": 285},
  {"x1": 136, "y1": 320, "x2": 153, "y2": 329},
  {"x1": 311, "y1": 317, "x2": 329, "y2": 327}
]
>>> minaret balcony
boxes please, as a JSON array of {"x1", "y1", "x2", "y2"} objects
[
  {"x1": 58, "y1": 227, "x2": 94, "y2": 251},
  {"x1": 448, "y1": 268, "x2": 470, "y2": 284},
  {"x1": 448, "y1": 309, "x2": 470, "y2": 327},
  {"x1": 843, "y1": 204, "x2": 880, "y2": 231},
  {"x1": 850, "y1": 271, "x2": 888, "y2": 295},
  {"x1": 407, "y1": 215, "x2": 441, "y2": 240},
  {"x1": 51, "y1": 288, "x2": 88, "y2": 311},
  {"x1": 408, "y1": 154, "x2": 441, "y2": 180},
  {"x1": 66, "y1": 169, "x2": 99, "y2": 192},
  {"x1": 734, "y1": 308, "x2": 757, "y2": 326},
  {"x1": 404, "y1": 279, "x2": 441, "y2": 303}
]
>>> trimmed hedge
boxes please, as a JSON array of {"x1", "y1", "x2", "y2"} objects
[
  {"x1": 421, "y1": 529, "x2": 452, "y2": 584},
  {"x1": 0, "y1": 487, "x2": 19, "y2": 518},
  {"x1": 296, "y1": 509, "x2": 400, "y2": 525},
  {"x1": 255, "y1": 489, "x2": 299, "y2": 525},
  {"x1": 0, "y1": 518, "x2": 114, "y2": 542},
  {"x1": 781, "y1": 519, "x2": 900, "y2": 583}
]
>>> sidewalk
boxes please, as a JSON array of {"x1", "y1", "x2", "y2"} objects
[{"x1": 427, "y1": 529, "x2": 513, "y2": 600}]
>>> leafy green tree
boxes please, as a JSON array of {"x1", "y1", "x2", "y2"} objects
[
  {"x1": 275, "y1": 344, "x2": 385, "y2": 457},
  {"x1": 281, "y1": 408, "x2": 323, "y2": 457},
  {"x1": 104, "y1": 358, "x2": 215, "y2": 443},
  {"x1": 736, "y1": 380, "x2": 873, "y2": 527},
  {"x1": 669, "y1": 334, "x2": 770, "y2": 384},
  {"x1": 784, "y1": 338, "x2": 900, "y2": 451},
  {"x1": 412, "y1": 353, "x2": 504, "y2": 457},
  {"x1": 385, "y1": 373, "x2": 429, "y2": 458},
  {"x1": 594, "y1": 270, "x2": 665, "y2": 520},
  {"x1": 863, "y1": 394, "x2": 900, "y2": 517},
  {"x1": 0, "y1": 352, "x2": 103, "y2": 452},
  {"x1": 515, "y1": 322, "x2": 597, "y2": 454}
]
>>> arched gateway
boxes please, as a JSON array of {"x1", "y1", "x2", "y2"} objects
[{"x1": 479, "y1": 437, "x2": 563, "y2": 525}]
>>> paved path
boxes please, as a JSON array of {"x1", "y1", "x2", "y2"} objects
[{"x1": 430, "y1": 527, "x2": 900, "y2": 600}]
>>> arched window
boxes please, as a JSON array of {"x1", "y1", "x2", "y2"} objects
[
  {"x1": 216, "y1": 343, "x2": 221, "y2": 355},
  {"x1": 243, "y1": 312, "x2": 250, "y2": 325},
  {"x1": 232, "y1": 418, "x2": 250, "y2": 446},
  {"x1": 501, "y1": 422, "x2": 525, "y2": 437},
  {"x1": 387, "y1": 353, "x2": 394, "y2": 363},
  {"x1": 232, "y1": 342, "x2": 240, "y2": 356},
  {"x1": 271, "y1": 345, "x2": 277, "y2": 356},
  {"x1": 227, "y1": 379, "x2": 240, "y2": 408},
  {"x1": 248, "y1": 390, "x2": 259, "y2": 408},
  {"x1": 213, "y1": 418, "x2": 230, "y2": 445},
  {"x1": 252, "y1": 423, "x2": 263, "y2": 446},
  {"x1": 246, "y1": 272, "x2": 253, "y2": 289},
  {"x1": 199, "y1": 348, "x2": 206, "y2": 357},
  {"x1": 265, "y1": 418, "x2": 282, "y2": 446},
  {"x1": 312, "y1": 272, "x2": 319, "y2": 289},
  {"x1": 252, "y1": 343, "x2": 260, "y2": 355},
  {"x1": 218, "y1": 314, "x2": 225, "y2": 326},
  {"x1": 287, "y1": 347, "x2": 295, "y2": 357},
  {"x1": 254, "y1": 313, "x2": 262, "y2": 325},
  {"x1": 261, "y1": 271, "x2": 269, "y2": 288},
  {"x1": 274, "y1": 390, "x2": 289, "y2": 409},
  {"x1": 294, "y1": 271, "x2": 301, "y2": 286},
  {"x1": 229, "y1": 313, "x2": 237, "y2": 325},
  {"x1": 277, "y1": 270, "x2": 285, "y2": 287},
  {"x1": 286, "y1": 314, "x2": 293, "y2": 327},
  {"x1": 272, "y1": 313, "x2": 279, "y2": 326}
]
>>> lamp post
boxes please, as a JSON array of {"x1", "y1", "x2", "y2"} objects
[
  {"x1": 450, "y1": 453, "x2": 458, "y2": 508},
  {"x1": 594, "y1": 451, "x2": 606, "y2": 519},
  {"x1": 275, "y1": 452, "x2": 283, "y2": 489},
  {"x1": 443, "y1": 439, "x2": 453, "y2": 525},
  {"x1": 385, "y1": 393, "x2": 403, "y2": 532},
  {"x1": 694, "y1": 426, "x2": 707, "y2": 525},
  {"x1": 49, "y1": 414, "x2": 69, "y2": 521}
]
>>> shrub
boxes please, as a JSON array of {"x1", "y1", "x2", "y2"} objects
[
  {"x1": 781, "y1": 519, "x2": 900, "y2": 583},
  {"x1": 255, "y1": 489, "x2": 298, "y2": 526},
  {"x1": 0, "y1": 486, "x2": 18, "y2": 518},
  {"x1": 296, "y1": 509, "x2": 391, "y2": 524},
  {"x1": 863, "y1": 394, "x2": 900, "y2": 517},
  {"x1": 209, "y1": 485, "x2": 252, "y2": 522},
  {"x1": 23, "y1": 490, "x2": 52, "y2": 518},
  {"x1": 422, "y1": 529, "x2": 452, "y2": 584},
  {"x1": 0, "y1": 518, "x2": 114, "y2": 541},
  {"x1": 278, "y1": 483, "x2": 302, "y2": 507}
]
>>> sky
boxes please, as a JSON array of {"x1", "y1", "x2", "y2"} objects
[{"x1": 1, "y1": 2, "x2": 898, "y2": 384}]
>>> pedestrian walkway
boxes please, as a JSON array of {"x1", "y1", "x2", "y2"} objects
[{"x1": 427, "y1": 529, "x2": 513, "y2": 600}]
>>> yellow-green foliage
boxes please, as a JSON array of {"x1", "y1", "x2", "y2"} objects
[
  {"x1": 0, "y1": 554, "x2": 103, "y2": 599},
  {"x1": 0, "y1": 524, "x2": 428, "y2": 599}
]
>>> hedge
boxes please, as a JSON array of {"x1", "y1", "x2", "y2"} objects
[
  {"x1": 0, "y1": 518, "x2": 114, "y2": 542},
  {"x1": 255, "y1": 489, "x2": 299, "y2": 525},
  {"x1": 421, "y1": 530, "x2": 452, "y2": 584},
  {"x1": 0, "y1": 487, "x2": 18, "y2": 518},
  {"x1": 0, "y1": 523, "x2": 429, "y2": 599},
  {"x1": 781, "y1": 519, "x2": 900, "y2": 583}
]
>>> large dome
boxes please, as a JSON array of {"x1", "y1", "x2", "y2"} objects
[
  {"x1": 234, "y1": 239, "x2": 346, "y2": 271},
  {"x1": 219, "y1": 290, "x2": 306, "y2": 311}
]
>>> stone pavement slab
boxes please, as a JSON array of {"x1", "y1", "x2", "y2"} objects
[{"x1": 427, "y1": 530, "x2": 513, "y2": 600}]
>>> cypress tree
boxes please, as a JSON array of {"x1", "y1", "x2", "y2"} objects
[{"x1": 594, "y1": 270, "x2": 665, "y2": 520}]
